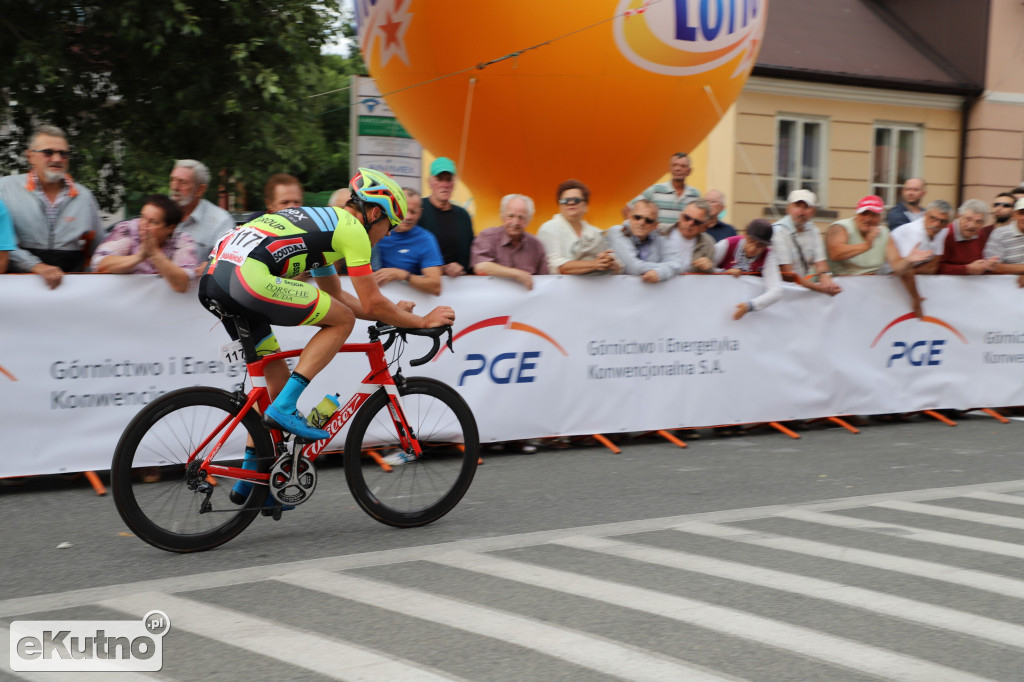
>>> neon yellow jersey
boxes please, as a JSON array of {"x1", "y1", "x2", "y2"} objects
[{"x1": 210, "y1": 207, "x2": 374, "y2": 278}]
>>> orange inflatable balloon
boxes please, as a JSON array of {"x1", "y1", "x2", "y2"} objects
[{"x1": 357, "y1": 0, "x2": 767, "y2": 230}]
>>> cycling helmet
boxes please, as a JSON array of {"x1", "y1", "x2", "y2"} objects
[{"x1": 349, "y1": 168, "x2": 407, "y2": 228}]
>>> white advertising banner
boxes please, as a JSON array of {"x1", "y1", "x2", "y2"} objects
[{"x1": 2, "y1": 273, "x2": 1024, "y2": 477}]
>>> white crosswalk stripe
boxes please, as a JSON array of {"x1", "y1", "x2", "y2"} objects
[
  {"x1": 873, "y1": 499, "x2": 1024, "y2": 529},
  {"x1": 427, "y1": 550, "x2": 990, "y2": 682},
  {"x1": 7, "y1": 482, "x2": 1024, "y2": 681},
  {"x1": 777, "y1": 508, "x2": 1024, "y2": 558},
  {"x1": 552, "y1": 534, "x2": 1024, "y2": 649},
  {"x1": 278, "y1": 569, "x2": 734, "y2": 682},
  {"x1": 963, "y1": 491, "x2": 1024, "y2": 506},
  {"x1": 675, "y1": 520, "x2": 1024, "y2": 600},
  {"x1": 101, "y1": 592, "x2": 464, "y2": 682}
]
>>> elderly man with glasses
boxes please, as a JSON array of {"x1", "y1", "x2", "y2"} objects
[
  {"x1": 608, "y1": 199, "x2": 682, "y2": 283},
  {"x1": 0, "y1": 125, "x2": 103, "y2": 288},
  {"x1": 938, "y1": 199, "x2": 997, "y2": 276},
  {"x1": 471, "y1": 194, "x2": 548, "y2": 290},
  {"x1": 666, "y1": 199, "x2": 716, "y2": 274}
]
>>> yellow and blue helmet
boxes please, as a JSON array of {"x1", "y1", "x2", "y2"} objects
[{"x1": 349, "y1": 167, "x2": 407, "y2": 229}]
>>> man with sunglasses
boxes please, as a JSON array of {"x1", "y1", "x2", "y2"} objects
[
  {"x1": 667, "y1": 199, "x2": 716, "y2": 273},
  {"x1": 199, "y1": 168, "x2": 455, "y2": 441},
  {"x1": 990, "y1": 192, "x2": 1016, "y2": 229},
  {"x1": 0, "y1": 125, "x2": 103, "y2": 288},
  {"x1": 608, "y1": 199, "x2": 681, "y2": 283}
]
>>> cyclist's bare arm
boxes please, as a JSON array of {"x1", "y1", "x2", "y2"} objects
[
  {"x1": 349, "y1": 272, "x2": 454, "y2": 328},
  {"x1": 313, "y1": 273, "x2": 375, "y2": 321}
]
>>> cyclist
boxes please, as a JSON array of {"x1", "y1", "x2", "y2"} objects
[{"x1": 199, "y1": 168, "x2": 456, "y2": 445}]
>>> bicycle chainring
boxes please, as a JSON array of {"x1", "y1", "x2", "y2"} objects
[{"x1": 268, "y1": 455, "x2": 317, "y2": 506}]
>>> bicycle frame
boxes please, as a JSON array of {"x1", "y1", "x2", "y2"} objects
[{"x1": 191, "y1": 339, "x2": 418, "y2": 485}]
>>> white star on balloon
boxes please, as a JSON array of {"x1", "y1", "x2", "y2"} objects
[{"x1": 367, "y1": 0, "x2": 413, "y2": 67}]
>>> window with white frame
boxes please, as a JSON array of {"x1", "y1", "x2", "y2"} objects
[
  {"x1": 872, "y1": 123, "x2": 922, "y2": 206},
  {"x1": 775, "y1": 116, "x2": 825, "y2": 204}
]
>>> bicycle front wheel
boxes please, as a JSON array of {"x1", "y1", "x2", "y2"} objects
[
  {"x1": 344, "y1": 378, "x2": 479, "y2": 527},
  {"x1": 111, "y1": 387, "x2": 274, "y2": 553}
]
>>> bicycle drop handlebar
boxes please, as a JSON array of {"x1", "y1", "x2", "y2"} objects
[{"x1": 368, "y1": 323, "x2": 453, "y2": 366}]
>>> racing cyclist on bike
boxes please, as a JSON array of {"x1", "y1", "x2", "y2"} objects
[{"x1": 199, "y1": 168, "x2": 456, "y2": 446}]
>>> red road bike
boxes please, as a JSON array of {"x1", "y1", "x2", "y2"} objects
[{"x1": 111, "y1": 306, "x2": 479, "y2": 553}]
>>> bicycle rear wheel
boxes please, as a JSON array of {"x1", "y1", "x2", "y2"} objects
[
  {"x1": 111, "y1": 387, "x2": 274, "y2": 553},
  {"x1": 344, "y1": 378, "x2": 479, "y2": 527}
]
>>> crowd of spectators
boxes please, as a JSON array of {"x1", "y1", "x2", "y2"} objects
[{"x1": 4, "y1": 127, "x2": 1024, "y2": 319}]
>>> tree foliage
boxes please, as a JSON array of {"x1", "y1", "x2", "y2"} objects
[{"x1": 0, "y1": 0, "x2": 359, "y2": 210}]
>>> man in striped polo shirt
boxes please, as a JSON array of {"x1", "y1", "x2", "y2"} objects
[
  {"x1": 627, "y1": 152, "x2": 701, "y2": 236},
  {"x1": 984, "y1": 197, "x2": 1024, "y2": 287}
]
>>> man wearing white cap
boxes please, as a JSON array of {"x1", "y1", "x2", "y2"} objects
[
  {"x1": 419, "y1": 157, "x2": 475, "y2": 277},
  {"x1": 771, "y1": 189, "x2": 840, "y2": 296}
]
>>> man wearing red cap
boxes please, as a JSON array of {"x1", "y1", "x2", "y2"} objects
[{"x1": 827, "y1": 195, "x2": 930, "y2": 316}]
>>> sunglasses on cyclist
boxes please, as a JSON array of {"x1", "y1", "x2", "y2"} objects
[
  {"x1": 31, "y1": 149, "x2": 72, "y2": 159},
  {"x1": 558, "y1": 197, "x2": 585, "y2": 206},
  {"x1": 631, "y1": 214, "x2": 657, "y2": 225}
]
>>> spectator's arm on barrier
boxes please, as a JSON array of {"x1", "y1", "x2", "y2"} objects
[
  {"x1": 473, "y1": 261, "x2": 536, "y2": 290},
  {"x1": 826, "y1": 223, "x2": 874, "y2": 262},
  {"x1": 990, "y1": 262, "x2": 1024, "y2": 275}
]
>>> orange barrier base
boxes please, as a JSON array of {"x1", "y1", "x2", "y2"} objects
[
  {"x1": 981, "y1": 408, "x2": 1010, "y2": 424},
  {"x1": 591, "y1": 434, "x2": 621, "y2": 454},
  {"x1": 923, "y1": 410, "x2": 957, "y2": 426},
  {"x1": 83, "y1": 470, "x2": 106, "y2": 496},
  {"x1": 656, "y1": 430, "x2": 688, "y2": 448},
  {"x1": 744, "y1": 422, "x2": 802, "y2": 439}
]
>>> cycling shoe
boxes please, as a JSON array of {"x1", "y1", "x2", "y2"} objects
[{"x1": 263, "y1": 405, "x2": 329, "y2": 441}]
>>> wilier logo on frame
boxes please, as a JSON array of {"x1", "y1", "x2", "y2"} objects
[{"x1": 9, "y1": 610, "x2": 170, "y2": 672}]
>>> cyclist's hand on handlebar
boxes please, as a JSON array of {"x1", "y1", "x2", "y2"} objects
[
  {"x1": 423, "y1": 306, "x2": 455, "y2": 328},
  {"x1": 397, "y1": 300, "x2": 416, "y2": 313}
]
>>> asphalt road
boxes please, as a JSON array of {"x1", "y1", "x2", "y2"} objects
[{"x1": 3, "y1": 413, "x2": 1024, "y2": 680}]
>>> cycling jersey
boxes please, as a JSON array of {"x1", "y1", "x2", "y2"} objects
[
  {"x1": 209, "y1": 207, "x2": 373, "y2": 278},
  {"x1": 199, "y1": 207, "x2": 373, "y2": 355}
]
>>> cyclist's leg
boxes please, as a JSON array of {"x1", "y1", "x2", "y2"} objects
[
  {"x1": 199, "y1": 273, "x2": 285, "y2": 500},
  {"x1": 292, "y1": 302, "x2": 355, "y2": 378},
  {"x1": 266, "y1": 297, "x2": 355, "y2": 438}
]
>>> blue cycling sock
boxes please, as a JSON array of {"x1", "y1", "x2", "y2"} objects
[
  {"x1": 272, "y1": 371, "x2": 311, "y2": 414},
  {"x1": 230, "y1": 446, "x2": 258, "y2": 502}
]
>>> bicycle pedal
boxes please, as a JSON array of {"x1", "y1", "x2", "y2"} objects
[{"x1": 261, "y1": 506, "x2": 284, "y2": 520}]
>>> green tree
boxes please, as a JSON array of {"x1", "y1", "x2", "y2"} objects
[{"x1": 0, "y1": 0, "x2": 346, "y2": 211}]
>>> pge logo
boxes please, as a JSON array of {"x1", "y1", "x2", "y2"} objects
[
  {"x1": 870, "y1": 313, "x2": 968, "y2": 368},
  {"x1": 433, "y1": 316, "x2": 568, "y2": 386}
]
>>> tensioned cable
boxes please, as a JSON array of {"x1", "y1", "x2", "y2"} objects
[{"x1": 302, "y1": 0, "x2": 661, "y2": 104}]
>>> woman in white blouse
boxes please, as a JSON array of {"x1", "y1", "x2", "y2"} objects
[{"x1": 536, "y1": 179, "x2": 621, "y2": 276}]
